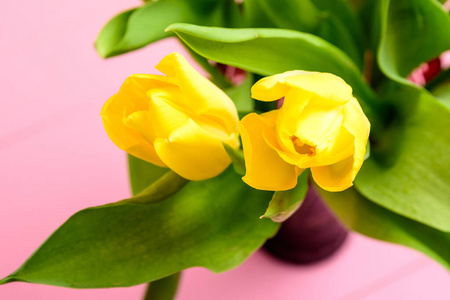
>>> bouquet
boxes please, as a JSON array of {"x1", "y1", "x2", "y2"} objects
[{"x1": 1, "y1": 0, "x2": 449, "y2": 299}]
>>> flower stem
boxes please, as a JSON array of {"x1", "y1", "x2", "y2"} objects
[
  {"x1": 143, "y1": 273, "x2": 181, "y2": 300},
  {"x1": 0, "y1": 276, "x2": 15, "y2": 285}
]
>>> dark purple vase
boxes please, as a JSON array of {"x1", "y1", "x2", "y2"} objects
[{"x1": 264, "y1": 183, "x2": 348, "y2": 264}]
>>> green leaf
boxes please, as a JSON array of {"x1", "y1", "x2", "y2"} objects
[
  {"x1": 358, "y1": 0, "x2": 384, "y2": 53},
  {"x1": 378, "y1": 0, "x2": 450, "y2": 83},
  {"x1": 95, "y1": 9, "x2": 136, "y2": 58},
  {"x1": 258, "y1": 0, "x2": 363, "y2": 68},
  {"x1": 224, "y1": 73, "x2": 254, "y2": 112},
  {"x1": 355, "y1": 86, "x2": 450, "y2": 231},
  {"x1": 0, "y1": 277, "x2": 13, "y2": 285},
  {"x1": 0, "y1": 168, "x2": 278, "y2": 288},
  {"x1": 143, "y1": 273, "x2": 181, "y2": 300},
  {"x1": 431, "y1": 81, "x2": 450, "y2": 109},
  {"x1": 128, "y1": 155, "x2": 183, "y2": 298},
  {"x1": 121, "y1": 171, "x2": 188, "y2": 205},
  {"x1": 240, "y1": 0, "x2": 278, "y2": 28},
  {"x1": 427, "y1": 68, "x2": 450, "y2": 109},
  {"x1": 316, "y1": 13, "x2": 363, "y2": 69},
  {"x1": 259, "y1": 0, "x2": 322, "y2": 33},
  {"x1": 128, "y1": 155, "x2": 168, "y2": 195},
  {"x1": 128, "y1": 155, "x2": 182, "y2": 298},
  {"x1": 313, "y1": 0, "x2": 364, "y2": 52},
  {"x1": 347, "y1": 0, "x2": 367, "y2": 10},
  {"x1": 319, "y1": 186, "x2": 450, "y2": 270},
  {"x1": 222, "y1": 143, "x2": 246, "y2": 176},
  {"x1": 167, "y1": 24, "x2": 377, "y2": 108},
  {"x1": 261, "y1": 172, "x2": 309, "y2": 222},
  {"x1": 95, "y1": 0, "x2": 232, "y2": 58},
  {"x1": 356, "y1": 0, "x2": 450, "y2": 231}
]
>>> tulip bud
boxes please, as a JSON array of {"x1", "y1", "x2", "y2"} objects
[{"x1": 101, "y1": 53, "x2": 240, "y2": 181}]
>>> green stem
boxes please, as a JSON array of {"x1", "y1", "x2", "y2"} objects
[
  {"x1": 129, "y1": 171, "x2": 188, "y2": 204},
  {"x1": 143, "y1": 273, "x2": 181, "y2": 300},
  {"x1": 0, "y1": 276, "x2": 15, "y2": 285}
]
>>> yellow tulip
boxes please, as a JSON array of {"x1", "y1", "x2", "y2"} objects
[
  {"x1": 101, "y1": 53, "x2": 240, "y2": 181},
  {"x1": 240, "y1": 71, "x2": 370, "y2": 192}
]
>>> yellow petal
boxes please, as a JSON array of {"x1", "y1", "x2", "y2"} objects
[
  {"x1": 102, "y1": 110, "x2": 165, "y2": 166},
  {"x1": 272, "y1": 89, "x2": 311, "y2": 156},
  {"x1": 123, "y1": 111, "x2": 166, "y2": 167},
  {"x1": 284, "y1": 72, "x2": 352, "y2": 105},
  {"x1": 286, "y1": 103, "x2": 342, "y2": 146},
  {"x1": 124, "y1": 111, "x2": 158, "y2": 143},
  {"x1": 251, "y1": 70, "x2": 352, "y2": 106},
  {"x1": 124, "y1": 142, "x2": 166, "y2": 168},
  {"x1": 262, "y1": 121, "x2": 309, "y2": 176},
  {"x1": 146, "y1": 91, "x2": 191, "y2": 139},
  {"x1": 342, "y1": 97, "x2": 371, "y2": 177},
  {"x1": 311, "y1": 155, "x2": 355, "y2": 191},
  {"x1": 156, "y1": 53, "x2": 239, "y2": 135},
  {"x1": 264, "y1": 126, "x2": 313, "y2": 169},
  {"x1": 280, "y1": 89, "x2": 342, "y2": 145},
  {"x1": 251, "y1": 71, "x2": 308, "y2": 101},
  {"x1": 132, "y1": 74, "x2": 178, "y2": 89},
  {"x1": 154, "y1": 119, "x2": 234, "y2": 181},
  {"x1": 240, "y1": 112, "x2": 298, "y2": 191},
  {"x1": 257, "y1": 107, "x2": 306, "y2": 167},
  {"x1": 100, "y1": 75, "x2": 168, "y2": 167},
  {"x1": 311, "y1": 98, "x2": 370, "y2": 191},
  {"x1": 272, "y1": 89, "x2": 343, "y2": 168},
  {"x1": 312, "y1": 127, "x2": 354, "y2": 167}
]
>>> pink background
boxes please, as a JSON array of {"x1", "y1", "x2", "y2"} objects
[{"x1": 0, "y1": 0, "x2": 448, "y2": 299}]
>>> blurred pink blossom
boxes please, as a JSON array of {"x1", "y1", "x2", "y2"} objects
[{"x1": 408, "y1": 51, "x2": 450, "y2": 86}]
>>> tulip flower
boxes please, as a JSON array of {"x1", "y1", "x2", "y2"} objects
[
  {"x1": 101, "y1": 53, "x2": 240, "y2": 181},
  {"x1": 240, "y1": 71, "x2": 370, "y2": 192}
]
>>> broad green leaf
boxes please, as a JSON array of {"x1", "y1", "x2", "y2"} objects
[
  {"x1": 262, "y1": 172, "x2": 308, "y2": 222},
  {"x1": 428, "y1": 68, "x2": 450, "y2": 108},
  {"x1": 316, "y1": 14, "x2": 363, "y2": 69},
  {"x1": 355, "y1": 86, "x2": 450, "y2": 231},
  {"x1": 258, "y1": 0, "x2": 363, "y2": 68},
  {"x1": 240, "y1": 0, "x2": 278, "y2": 28},
  {"x1": 95, "y1": 0, "x2": 234, "y2": 58},
  {"x1": 378, "y1": 0, "x2": 450, "y2": 83},
  {"x1": 319, "y1": 186, "x2": 450, "y2": 270},
  {"x1": 356, "y1": 0, "x2": 450, "y2": 231},
  {"x1": 220, "y1": 0, "x2": 243, "y2": 28},
  {"x1": 259, "y1": 0, "x2": 322, "y2": 33},
  {"x1": 222, "y1": 143, "x2": 245, "y2": 176},
  {"x1": 358, "y1": 0, "x2": 383, "y2": 53},
  {"x1": 347, "y1": 0, "x2": 367, "y2": 10},
  {"x1": 128, "y1": 156, "x2": 182, "y2": 298},
  {"x1": 313, "y1": 0, "x2": 364, "y2": 52},
  {"x1": 431, "y1": 81, "x2": 450, "y2": 108},
  {"x1": 143, "y1": 273, "x2": 181, "y2": 300},
  {"x1": 167, "y1": 24, "x2": 377, "y2": 109},
  {"x1": 0, "y1": 168, "x2": 278, "y2": 288},
  {"x1": 96, "y1": 9, "x2": 135, "y2": 58},
  {"x1": 128, "y1": 155, "x2": 168, "y2": 195}
]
